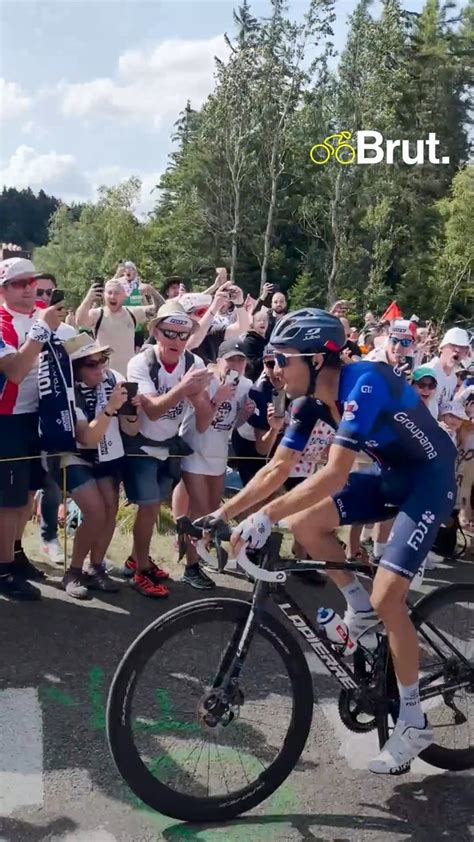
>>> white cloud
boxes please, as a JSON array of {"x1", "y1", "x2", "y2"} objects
[
  {"x1": 0, "y1": 78, "x2": 32, "y2": 121},
  {"x1": 0, "y1": 144, "x2": 161, "y2": 216},
  {"x1": 60, "y1": 35, "x2": 229, "y2": 128},
  {"x1": 0, "y1": 145, "x2": 90, "y2": 202}
]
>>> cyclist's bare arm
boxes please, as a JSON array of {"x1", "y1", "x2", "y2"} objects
[
  {"x1": 222, "y1": 446, "x2": 302, "y2": 521},
  {"x1": 261, "y1": 444, "x2": 356, "y2": 524}
]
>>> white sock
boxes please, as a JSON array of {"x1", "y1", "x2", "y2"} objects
[
  {"x1": 360, "y1": 525, "x2": 373, "y2": 541},
  {"x1": 397, "y1": 680, "x2": 425, "y2": 728},
  {"x1": 373, "y1": 541, "x2": 387, "y2": 558},
  {"x1": 340, "y1": 577, "x2": 373, "y2": 613}
]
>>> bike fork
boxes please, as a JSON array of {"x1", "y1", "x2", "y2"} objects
[{"x1": 212, "y1": 585, "x2": 266, "y2": 691}]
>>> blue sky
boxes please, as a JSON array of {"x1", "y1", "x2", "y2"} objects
[{"x1": 0, "y1": 0, "x2": 428, "y2": 215}]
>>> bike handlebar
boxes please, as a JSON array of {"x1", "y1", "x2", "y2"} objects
[{"x1": 176, "y1": 516, "x2": 287, "y2": 584}]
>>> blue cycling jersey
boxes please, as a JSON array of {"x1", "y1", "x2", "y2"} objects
[{"x1": 334, "y1": 361, "x2": 456, "y2": 468}]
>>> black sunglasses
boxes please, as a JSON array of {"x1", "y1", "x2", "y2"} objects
[
  {"x1": 81, "y1": 355, "x2": 109, "y2": 369},
  {"x1": 159, "y1": 327, "x2": 191, "y2": 341},
  {"x1": 36, "y1": 288, "x2": 53, "y2": 298},
  {"x1": 416, "y1": 379, "x2": 437, "y2": 390},
  {"x1": 264, "y1": 359, "x2": 276, "y2": 369}
]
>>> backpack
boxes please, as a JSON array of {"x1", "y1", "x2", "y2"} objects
[
  {"x1": 431, "y1": 509, "x2": 467, "y2": 560},
  {"x1": 140, "y1": 345, "x2": 195, "y2": 390},
  {"x1": 94, "y1": 306, "x2": 137, "y2": 339}
]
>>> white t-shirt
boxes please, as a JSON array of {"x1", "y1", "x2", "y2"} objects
[
  {"x1": 428, "y1": 357, "x2": 457, "y2": 419},
  {"x1": 62, "y1": 368, "x2": 125, "y2": 467},
  {"x1": 181, "y1": 375, "x2": 252, "y2": 475},
  {"x1": 89, "y1": 306, "x2": 153, "y2": 377},
  {"x1": 127, "y1": 348, "x2": 205, "y2": 442}
]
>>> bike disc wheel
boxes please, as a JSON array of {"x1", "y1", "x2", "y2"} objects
[
  {"x1": 107, "y1": 598, "x2": 314, "y2": 822},
  {"x1": 412, "y1": 583, "x2": 474, "y2": 770}
]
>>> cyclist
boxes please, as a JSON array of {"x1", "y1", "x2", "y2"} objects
[{"x1": 213, "y1": 308, "x2": 457, "y2": 774}]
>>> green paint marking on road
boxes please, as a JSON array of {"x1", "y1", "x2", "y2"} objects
[
  {"x1": 39, "y1": 686, "x2": 77, "y2": 707},
  {"x1": 130, "y1": 747, "x2": 301, "y2": 841},
  {"x1": 89, "y1": 666, "x2": 106, "y2": 730},
  {"x1": 39, "y1": 667, "x2": 301, "y2": 839}
]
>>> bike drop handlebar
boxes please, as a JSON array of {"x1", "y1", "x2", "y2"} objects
[{"x1": 176, "y1": 516, "x2": 287, "y2": 584}]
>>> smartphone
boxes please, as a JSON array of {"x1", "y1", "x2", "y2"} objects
[
  {"x1": 92, "y1": 276, "x2": 105, "y2": 290},
  {"x1": 400, "y1": 355, "x2": 414, "y2": 372},
  {"x1": 118, "y1": 382, "x2": 138, "y2": 416},
  {"x1": 50, "y1": 289, "x2": 65, "y2": 306},
  {"x1": 228, "y1": 287, "x2": 239, "y2": 301},
  {"x1": 225, "y1": 369, "x2": 240, "y2": 386},
  {"x1": 272, "y1": 389, "x2": 286, "y2": 417}
]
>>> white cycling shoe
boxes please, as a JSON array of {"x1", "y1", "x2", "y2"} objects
[
  {"x1": 369, "y1": 716, "x2": 434, "y2": 774},
  {"x1": 344, "y1": 607, "x2": 381, "y2": 651}
]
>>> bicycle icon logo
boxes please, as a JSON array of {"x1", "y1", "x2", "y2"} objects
[{"x1": 309, "y1": 131, "x2": 356, "y2": 165}]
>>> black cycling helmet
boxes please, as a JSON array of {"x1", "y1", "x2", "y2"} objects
[{"x1": 270, "y1": 308, "x2": 346, "y2": 354}]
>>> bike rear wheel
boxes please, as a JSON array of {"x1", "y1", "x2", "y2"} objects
[
  {"x1": 412, "y1": 583, "x2": 474, "y2": 770},
  {"x1": 107, "y1": 598, "x2": 314, "y2": 822}
]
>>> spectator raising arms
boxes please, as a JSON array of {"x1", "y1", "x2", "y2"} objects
[
  {"x1": 75, "y1": 277, "x2": 163, "y2": 376},
  {"x1": 124, "y1": 300, "x2": 212, "y2": 596},
  {"x1": 0, "y1": 257, "x2": 64, "y2": 600},
  {"x1": 60, "y1": 335, "x2": 138, "y2": 599}
]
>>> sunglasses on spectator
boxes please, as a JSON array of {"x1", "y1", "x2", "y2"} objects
[
  {"x1": 6, "y1": 277, "x2": 36, "y2": 289},
  {"x1": 388, "y1": 336, "x2": 413, "y2": 347},
  {"x1": 263, "y1": 358, "x2": 276, "y2": 369},
  {"x1": 36, "y1": 287, "x2": 53, "y2": 298},
  {"x1": 81, "y1": 355, "x2": 109, "y2": 369},
  {"x1": 274, "y1": 352, "x2": 316, "y2": 368},
  {"x1": 159, "y1": 327, "x2": 191, "y2": 341},
  {"x1": 416, "y1": 379, "x2": 437, "y2": 390}
]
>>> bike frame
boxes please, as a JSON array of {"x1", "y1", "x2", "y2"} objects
[{"x1": 210, "y1": 554, "x2": 472, "y2": 727}]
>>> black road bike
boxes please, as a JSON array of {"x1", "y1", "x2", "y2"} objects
[{"x1": 107, "y1": 518, "x2": 474, "y2": 823}]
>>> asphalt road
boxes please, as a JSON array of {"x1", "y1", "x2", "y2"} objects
[{"x1": 1, "y1": 545, "x2": 473, "y2": 842}]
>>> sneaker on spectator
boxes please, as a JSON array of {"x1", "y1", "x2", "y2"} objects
[
  {"x1": 62, "y1": 569, "x2": 89, "y2": 600},
  {"x1": 41, "y1": 539, "x2": 64, "y2": 566},
  {"x1": 0, "y1": 571, "x2": 41, "y2": 601},
  {"x1": 83, "y1": 568, "x2": 120, "y2": 593},
  {"x1": 425, "y1": 550, "x2": 444, "y2": 568},
  {"x1": 123, "y1": 555, "x2": 170, "y2": 580},
  {"x1": 131, "y1": 568, "x2": 169, "y2": 598},
  {"x1": 181, "y1": 564, "x2": 216, "y2": 590},
  {"x1": 12, "y1": 547, "x2": 46, "y2": 581}
]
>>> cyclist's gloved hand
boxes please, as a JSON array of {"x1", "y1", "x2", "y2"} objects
[
  {"x1": 193, "y1": 512, "x2": 231, "y2": 540},
  {"x1": 232, "y1": 512, "x2": 272, "y2": 551}
]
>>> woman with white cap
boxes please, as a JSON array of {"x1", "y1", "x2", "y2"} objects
[
  {"x1": 61, "y1": 335, "x2": 139, "y2": 599},
  {"x1": 179, "y1": 337, "x2": 253, "y2": 585},
  {"x1": 428, "y1": 327, "x2": 470, "y2": 417}
]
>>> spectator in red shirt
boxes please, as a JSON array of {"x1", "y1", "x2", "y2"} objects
[{"x1": 0, "y1": 257, "x2": 64, "y2": 600}]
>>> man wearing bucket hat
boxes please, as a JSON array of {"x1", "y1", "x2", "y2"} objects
[
  {"x1": 428, "y1": 326, "x2": 470, "y2": 418},
  {"x1": 124, "y1": 300, "x2": 213, "y2": 596},
  {"x1": 0, "y1": 256, "x2": 65, "y2": 599}
]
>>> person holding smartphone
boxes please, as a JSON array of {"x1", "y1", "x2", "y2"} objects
[
  {"x1": 179, "y1": 338, "x2": 254, "y2": 578},
  {"x1": 75, "y1": 276, "x2": 160, "y2": 376},
  {"x1": 0, "y1": 257, "x2": 66, "y2": 600}
]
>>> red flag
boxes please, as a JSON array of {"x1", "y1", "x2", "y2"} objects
[{"x1": 380, "y1": 300, "x2": 402, "y2": 322}]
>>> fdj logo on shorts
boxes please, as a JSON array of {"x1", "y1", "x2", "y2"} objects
[{"x1": 309, "y1": 131, "x2": 450, "y2": 166}]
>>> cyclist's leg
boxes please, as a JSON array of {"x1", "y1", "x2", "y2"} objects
[
  {"x1": 288, "y1": 473, "x2": 396, "y2": 610},
  {"x1": 368, "y1": 463, "x2": 456, "y2": 772}
]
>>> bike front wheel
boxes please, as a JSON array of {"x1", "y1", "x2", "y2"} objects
[{"x1": 107, "y1": 598, "x2": 314, "y2": 822}]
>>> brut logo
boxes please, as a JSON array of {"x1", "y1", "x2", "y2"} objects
[{"x1": 310, "y1": 130, "x2": 450, "y2": 165}]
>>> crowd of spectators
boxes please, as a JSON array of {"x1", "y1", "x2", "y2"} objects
[{"x1": 0, "y1": 245, "x2": 472, "y2": 603}]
